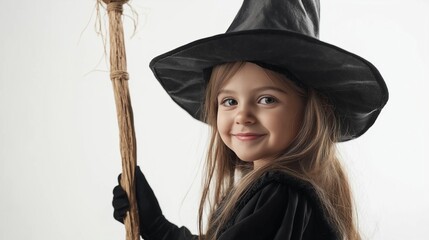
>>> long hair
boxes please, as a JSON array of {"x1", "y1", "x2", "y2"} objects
[{"x1": 198, "y1": 62, "x2": 360, "y2": 240}]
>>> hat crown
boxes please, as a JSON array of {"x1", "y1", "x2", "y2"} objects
[{"x1": 227, "y1": 0, "x2": 320, "y2": 38}]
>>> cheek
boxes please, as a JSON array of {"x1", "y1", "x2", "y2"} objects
[
  {"x1": 292, "y1": 100, "x2": 305, "y2": 132},
  {"x1": 217, "y1": 111, "x2": 230, "y2": 141},
  {"x1": 287, "y1": 109, "x2": 305, "y2": 142},
  {"x1": 268, "y1": 106, "x2": 304, "y2": 143}
]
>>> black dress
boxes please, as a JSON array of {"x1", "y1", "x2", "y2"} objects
[{"x1": 140, "y1": 171, "x2": 339, "y2": 240}]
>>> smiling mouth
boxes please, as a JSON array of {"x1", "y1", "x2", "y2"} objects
[{"x1": 233, "y1": 133, "x2": 265, "y2": 141}]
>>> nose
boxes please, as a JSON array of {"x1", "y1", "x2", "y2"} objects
[{"x1": 235, "y1": 105, "x2": 256, "y2": 125}]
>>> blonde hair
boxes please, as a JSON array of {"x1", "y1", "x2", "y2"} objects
[{"x1": 198, "y1": 62, "x2": 360, "y2": 240}]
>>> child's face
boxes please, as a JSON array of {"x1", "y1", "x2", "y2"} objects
[{"x1": 216, "y1": 62, "x2": 305, "y2": 169}]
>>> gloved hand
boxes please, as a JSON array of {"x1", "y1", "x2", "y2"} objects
[{"x1": 112, "y1": 166, "x2": 163, "y2": 235}]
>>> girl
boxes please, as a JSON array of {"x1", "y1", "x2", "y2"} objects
[{"x1": 112, "y1": 0, "x2": 388, "y2": 239}]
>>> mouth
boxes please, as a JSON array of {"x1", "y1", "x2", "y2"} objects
[{"x1": 232, "y1": 133, "x2": 265, "y2": 141}]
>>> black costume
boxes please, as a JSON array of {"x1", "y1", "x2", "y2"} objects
[{"x1": 113, "y1": 168, "x2": 338, "y2": 240}]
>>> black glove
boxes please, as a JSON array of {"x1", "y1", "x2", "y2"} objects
[{"x1": 112, "y1": 166, "x2": 163, "y2": 235}]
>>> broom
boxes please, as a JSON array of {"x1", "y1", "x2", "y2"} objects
[{"x1": 97, "y1": 0, "x2": 140, "y2": 239}]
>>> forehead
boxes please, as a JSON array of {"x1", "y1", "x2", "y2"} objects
[{"x1": 219, "y1": 62, "x2": 296, "y2": 92}]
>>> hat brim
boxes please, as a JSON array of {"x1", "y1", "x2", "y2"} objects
[{"x1": 149, "y1": 29, "x2": 388, "y2": 141}]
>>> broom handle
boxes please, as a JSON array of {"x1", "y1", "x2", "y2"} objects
[{"x1": 102, "y1": 1, "x2": 140, "y2": 239}]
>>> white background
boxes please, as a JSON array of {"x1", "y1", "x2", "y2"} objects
[{"x1": 1, "y1": 0, "x2": 428, "y2": 239}]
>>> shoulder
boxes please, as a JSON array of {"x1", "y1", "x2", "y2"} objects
[
  {"x1": 250, "y1": 171, "x2": 325, "y2": 207},
  {"x1": 222, "y1": 171, "x2": 339, "y2": 239},
  {"x1": 235, "y1": 171, "x2": 323, "y2": 212}
]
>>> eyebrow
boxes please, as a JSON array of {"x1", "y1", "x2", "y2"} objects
[{"x1": 218, "y1": 86, "x2": 288, "y2": 95}]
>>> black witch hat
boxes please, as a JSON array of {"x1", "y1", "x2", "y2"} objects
[{"x1": 149, "y1": 0, "x2": 389, "y2": 141}]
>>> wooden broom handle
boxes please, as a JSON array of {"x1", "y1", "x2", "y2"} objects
[{"x1": 101, "y1": 0, "x2": 140, "y2": 239}]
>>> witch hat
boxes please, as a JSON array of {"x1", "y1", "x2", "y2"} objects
[{"x1": 150, "y1": 0, "x2": 388, "y2": 141}]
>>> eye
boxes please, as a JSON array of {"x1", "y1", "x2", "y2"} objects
[
  {"x1": 221, "y1": 98, "x2": 238, "y2": 107},
  {"x1": 258, "y1": 96, "x2": 277, "y2": 105}
]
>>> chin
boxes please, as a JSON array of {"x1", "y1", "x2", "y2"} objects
[{"x1": 235, "y1": 153, "x2": 263, "y2": 162}]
